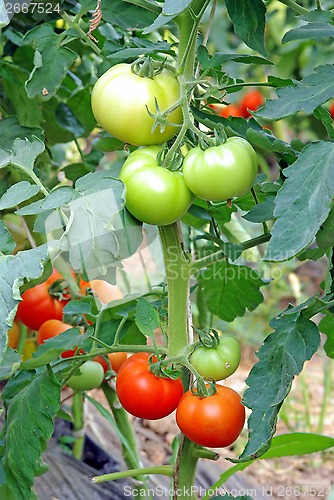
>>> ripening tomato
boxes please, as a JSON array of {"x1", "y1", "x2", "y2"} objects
[
  {"x1": 182, "y1": 137, "x2": 258, "y2": 201},
  {"x1": 91, "y1": 63, "x2": 183, "y2": 146},
  {"x1": 240, "y1": 89, "x2": 264, "y2": 118},
  {"x1": 116, "y1": 352, "x2": 184, "y2": 419},
  {"x1": 94, "y1": 352, "x2": 128, "y2": 374},
  {"x1": 176, "y1": 385, "x2": 245, "y2": 448},
  {"x1": 7, "y1": 322, "x2": 20, "y2": 349},
  {"x1": 120, "y1": 146, "x2": 193, "y2": 225},
  {"x1": 16, "y1": 271, "x2": 69, "y2": 331},
  {"x1": 208, "y1": 103, "x2": 243, "y2": 118},
  {"x1": 330, "y1": 101, "x2": 334, "y2": 119},
  {"x1": 66, "y1": 361, "x2": 105, "y2": 391},
  {"x1": 189, "y1": 336, "x2": 241, "y2": 381},
  {"x1": 37, "y1": 319, "x2": 81, "y2": 358},
  {"x1": 80, "y1": 279, "x2": 123, "y2": 304}
]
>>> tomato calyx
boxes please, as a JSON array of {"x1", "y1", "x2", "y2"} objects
[
  {"x1": 131, "y1": 57, "x2": 156, "y2": 79},
  {"x1": 148, "y1": 353, "x2": 182, "y2": 380},
  {"x1": 47, "y1": 279, "x2": 71, "y2": 301},
  {"x1": 196, "y1": 327, "x2": 220, "y2": 348},
  {"x1": 190, "y1": 378, "x2": 217, "y2": 398}
]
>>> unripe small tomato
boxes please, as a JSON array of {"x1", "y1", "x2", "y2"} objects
[
  {"x1": 189, "y1": 336, "x2": 241, "y2": 381},
  {"x1": 66, "y1": 361, "x2": 105, "y2": 391}
]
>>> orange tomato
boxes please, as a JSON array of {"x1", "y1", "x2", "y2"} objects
[
  {"x1": 7, "y1": 322, "x2": 20, "y2": 349},
  {"x1": 80, "y1": 279, "x2": 123, "y2": 304},
  {"x1": 94, "y1": 352, "x2": 128, "y2": 374},
  {"x1": 208, "y1": 103, "x2": 243, "y2": 118}
]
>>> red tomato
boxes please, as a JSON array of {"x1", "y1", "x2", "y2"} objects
[
  {"x1": 208, "y1": 103, "x2": 243, "y2": 118},
  {"x1": 7, "y1": 322, "x2": 20, "y2": 349},
  {"x1": 16, "y1": 271, "x2": 69, "y2": 331},
  {"x1": 37, "y1": 319, "x2": 80, "y2": 358},
  {"x1": 240, "y1": 89, "x2": 264, "y2": 118},
  {"x1": 176, "y1": 385, "x2": 245, "y2": 448},
  {"x1": 116, "y1": 352, "x2": 184, "y2": 419},
  {"x1": 330, "y1": 101, "x2": 334, "y2": 119},
  {"x1": 80, "y1": 279, "x2": 123, "y2": 304},
  {"x1": 94, "y1": 352, "x2": 128, "y2": 374}
]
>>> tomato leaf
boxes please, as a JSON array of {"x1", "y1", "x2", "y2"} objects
[
  {"x1": 225, "y1": 0, "x2": 267, "y2": 57},
  {"x1": 135, "y1": 297, "x2": 160, "y2": 337},
  {"x1": 243, "y1": 196, "x2": 275, "y2": 223},
  {"x1": 238, "y1": 311, "x2": 320, "y2": 461},
  {"x1": 0, "y1": 245, "x2": 49, "y2": 379},
  {"x1": 55, "y1": 103, "x2": 85, "y2": 138},
  {"x1": 282, "y1": 22, "x2": 334, "y2": 43},
  {"x1": 256, "y1": 65, "x2": 334, "y2": 120},
  {"x1": 0, "y1": 117, "x2": 43, "y2": 150},
  {"x1": 318, "y1": 314, "x2": 334, "y2": 358},
  {"x1": 265, "y1": 141, "x2": 334, "y2": 261},
  {"x1": 0, "y1": 181, "x2": 40, "y2": 210},
  {"x1": 103, "y1": 0, "x2": 158, "y2": 30},
  {"x1": 23, "y1": 24, "x2": 77, "y2": 102},
  {"x1": 21, "y1": 329, "x2": 91, "y2": 369},
  {"x1": 198, "y1": 46, "x2": 272, "y2": 69},
  {"x1": 0, "y1": 221, "x2": 15, "y2": 254},
  {"x1": 0, "y1": 368, "x2": 61, "y2": 498},
  {"x1": 199, "y1": 262, "x2": 266, "y2": 322},
  {"x1": 313, "y1": 105, "x2": 334, "y2": 140}
]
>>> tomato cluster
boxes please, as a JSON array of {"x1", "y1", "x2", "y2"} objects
[
  {"x1": 209, "y1": 89, "x2": 264, "y2": 118},
  {"x1": 91, "y1": 63, "x2": 259, "y2": 226}
]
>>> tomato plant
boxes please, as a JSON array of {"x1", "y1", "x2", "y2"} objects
[
  {"x1": 176, "y1": 385, "x2": 245, "y2": 448},
  {"x1": 66, "y1": 361, "x2": 105, "y2": 392},
  {"x1": 189, "y1": 336, "x2": 241, "y2": 381},
  {"x1": 91, "y1": 63, "x2": 183, "y2": 146},
  {"x1": 182, "y1": 137, "x2": 258, "y2": 201},
  {"x1": 120, "y1": 146, "x2": 193, "y2": 225},
  {"x1": 116, "y1": 353, "x2": 184, "y2": 419}
]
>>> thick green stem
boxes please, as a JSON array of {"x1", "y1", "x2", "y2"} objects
[
  {"x1": 72, "y1": 392, "x2": 85, "y2": 461},
  {"x1": 277, "y1": 0, "x2": 309, "y2": 14},
  {"x1": 159, "y1": 224, "x2": 190, "y2": 357},
  {"x1": 173, "y1": 437, "x2": 199, "y2": 500}
]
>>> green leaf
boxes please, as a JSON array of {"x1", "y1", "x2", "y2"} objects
[
  {"x1": 0, "y1": 117, "x2": 43, "y2": 150},
  {"x1": 316, "y1": 204, "x2": 334, "y2": 249},
  {"x1": 198, "y1": 262, "x2": 266, "y2": 322},
  {"x1": 0, "y1": 221, "x2": 15, "y2": 255},
  {"x1": 43, "y1": 172, "x2": 143, "y2": 280},
  {"x1": 314, "y1": 106, "x2": 334, "y2": 140},
  {"x1": 198, "y1": 46, "x2": 272, "y2": 70},
  {"x1": 142, "y1": 11, "x2": 175, "y2": 34},
  {"x1": 256, "y1": 65, "x2": 334, "y2": 120},
  {"x1": 106, "y1": 38, "x2": 174, "y2": 60},
  {"x1": 135, "y1": 298, "x2": 160, "y2": 337},
  {"x1": 243, "y1": 196, "x2": 275, "y2": 223},
  {"x1": 0, "y1": 181, "x2": 40, "y2": 210},
  {"x1": 212, "y1": 432, "x2": 334, "y2": 488},
  {"x1": 0, "y1": 245, "x2": 48, "y2": 378},
  {"x1": 162, "y1": 0, "x2": 192, "y2": 16},
  {"x1": 0, "y1": 368, "x2": 61, "y2": 498},
  {"x1": 0, "y1": 0, "x2": 9, "y2": 27},
  {"x1": 24, "y1": 25, "x2": 77, "y2": 102},
  {"x1": 67, "y1": 89, "x2": 97, "y2": 138},
  {"x1": 239, "y1": 312, "x2": 320, "y2": 460},
  {"x1": 41, "y1": 186, "x2": 77, "y2": 210},
  {"x1": 0, "y1": 60, "x2": 43, "y2": 127},
  {"x1": 55, "y1": 103, "x2": 85, "y2": 137},
  {"x1": 102, "y1": 0, "x2": 157, "y2": 30},
  {"x1": 9, "y1": 137, "x2": 45, "y2": 171},
  {"x1": 265, "y1": 141, "x2": 334, "y2": 261},
  {"x1": 21, "y1": 329, "x2": 90, "y2": 369},
  {"x1": 225, "y1": 0, "x2": 267, "y2": 57},
  {"x1": 318, "y1": 314, "x2": 334, "y2": 358},
  {"x1": 0, "y1": 347, "x2": 21, "y2": 381},
  {"x1": 282, "y1": 22, "x2": 334, "y2": 43}
]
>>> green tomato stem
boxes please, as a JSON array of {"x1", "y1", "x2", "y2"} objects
[
  {"x1": 16, "y1": 323, "x2": 28, "y2": 355},
  {"x1": 92, "y1": 465, "x2": 174, "y2": 484},
  {"x1": 172, "y1": 437, "x2": 199, "y2": 500},
  {"x1": 72, "y1": 392, "x2": 85, "y2": 461},
  {"x1": 277, "y1": 0, "x2": 309, "y2": 14},
  {"x1": 159, "y1": 224, "x2": 190, "y2": 357}
]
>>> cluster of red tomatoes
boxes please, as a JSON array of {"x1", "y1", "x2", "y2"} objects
[
  {"x1": 10, "y1": 269, "x2": 127, "y2": 390},
  {"x1": 91, "y1": 63, "x2": 258, "y2": 226},
  {"x1": 208, "y1": 89, "x2": 265, "y2": 119},
  {"x1": 115, "y1": 334, "x2": 245, "y2": 449}
]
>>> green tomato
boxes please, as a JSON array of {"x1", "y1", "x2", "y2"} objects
[
  {"x1": 91, "y1": 63, "x2": 183, "y2": 146},
  {"x1": 189, "y1": 336, "x2": 241, "y2": 381},
  {"x1": 67, "y1": 361, "x2": 104, "y2": 391},
  {"x1": 182, "y1": 137, "x2": 258, "y2": 201},
  {"x1": 120, "y1": 146, "x2": 193, "y2": 226}
]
